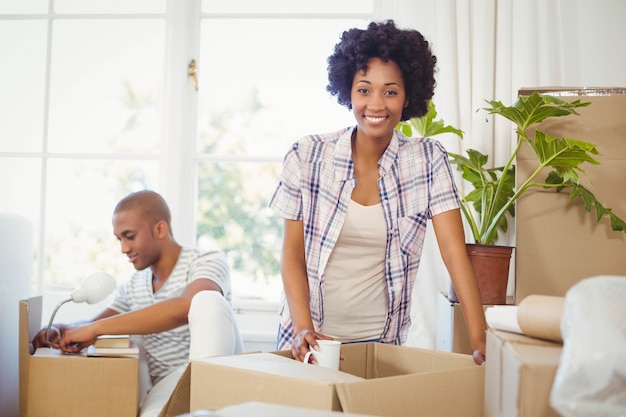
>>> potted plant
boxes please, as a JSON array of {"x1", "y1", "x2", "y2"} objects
[{"x1": 398, "y1": 93, "x2": 626, "y2": 304}]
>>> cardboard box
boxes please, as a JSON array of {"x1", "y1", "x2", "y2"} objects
[
  {"x1": 484, "y1": 329, "x2": 562, "y2": 417},
  {"x1": 19, "y1": 297, "x2": 139, "y2": 417},
  {"x1": 516, "y1": 88, "x2": 626, "y2": 302},
  {"x1": 162, "y1": 342, "x2": 484, "y2": 417},
  {"x1": 436, "y1": 292, "x2": 497, "y2": 354}
]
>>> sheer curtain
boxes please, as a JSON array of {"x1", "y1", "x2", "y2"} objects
[{"x1": 391, "y1": 0, "x2": 626, "y2": 348}]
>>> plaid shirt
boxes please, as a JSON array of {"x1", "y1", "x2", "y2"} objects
[{"x1": 269, "y1": 127, "x2": 460, "y2": 349}]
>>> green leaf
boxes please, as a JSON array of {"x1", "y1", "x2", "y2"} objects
[
  {"x1": 397, "y1": 101, "x2": 464, "y2": 139},
  {"x1": 525, "y1": 130, "x2": 601, "y2": 184},
  {"x1": 610, "y1": 212, "x2": 626, "y2": 232},
  {"x1": 567, "y1": 183, "x2": 626, "y2": 232},
  {"x1": 398, "y1": 123, "x2": 413, "y2": 137},
  {"x1": 449, "y1": 148, "x2": 515, "y2": 243},
  {"x1": 484, "y1": 92, "x2": 591, "y2": 130}
]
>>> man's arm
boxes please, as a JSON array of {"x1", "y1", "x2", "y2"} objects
[
  {"x1": 31, "y1": 308, "x2": 119, "y2": 349},
  {"x1": 58, "y1": 278, "x2": 221, "y2": 353}
]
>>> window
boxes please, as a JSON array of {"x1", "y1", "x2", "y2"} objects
[{"x1": 0, "y1": 1, "x2": 374, "y2": 308}]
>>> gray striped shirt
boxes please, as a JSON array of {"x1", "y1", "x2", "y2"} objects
[{"x1": 109, "y1": 247, "x2": 230, "y2": 384}]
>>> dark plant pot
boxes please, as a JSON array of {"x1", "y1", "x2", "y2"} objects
[{"x1": 448, "y1": 244, "x2": 514, "y2": 305}]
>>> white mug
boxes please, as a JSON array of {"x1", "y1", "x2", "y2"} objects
[{"x1": 302, "y1": 340, "x2": 341, "y2": 370}]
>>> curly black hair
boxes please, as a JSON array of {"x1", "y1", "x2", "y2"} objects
[{"x1": 326, "y1": 20, "x2": 437, "y2": 121}]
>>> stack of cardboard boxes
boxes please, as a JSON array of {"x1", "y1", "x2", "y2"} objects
[
  {"x1": 437, "y1": 294, "x2": 565, "y2": 417},
  {"x1": 437, "y1": 87, "x2": 626, "y2": 417},
  {"x1": 483, "y1": 87, "x2": 626, "y2": 417}
]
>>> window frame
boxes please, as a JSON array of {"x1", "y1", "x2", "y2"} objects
[{"x1": 0, "y1": 0, "x2": 385, "y2": 303}]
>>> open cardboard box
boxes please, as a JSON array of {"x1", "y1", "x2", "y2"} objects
[
  {"x1": 484, "y1": 328, "x2": 563, "y2": 417},
  {"x1": 161, "y1": 342, "x2": 484, "y2": 417},
  {"x1": 19, "y1": 297, "x2": 139, "y2": 417}
]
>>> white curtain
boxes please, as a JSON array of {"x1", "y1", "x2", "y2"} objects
[{"x1": 373, "y1": 0, "x2": 615, "y2": 348}]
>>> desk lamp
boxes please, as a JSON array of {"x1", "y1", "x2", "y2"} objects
[{"x1": 46, "y1": 271, "x2": 116, "y2": 343}]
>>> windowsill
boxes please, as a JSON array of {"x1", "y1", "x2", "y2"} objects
[
  {"x1": 231, "y1": 296, "x2": 280, "y2": 350},
  {"x1": 231, "y1": 296, "x2": 279, "y2": 314}
]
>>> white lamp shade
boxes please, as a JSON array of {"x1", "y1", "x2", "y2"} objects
[{"x1": 70, "y1": 271, "x2": 116, "y2": 304}]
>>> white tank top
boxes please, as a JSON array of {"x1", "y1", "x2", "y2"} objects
[{"x1": 321, "y1": 199, "x2": 388, "y2": 342}]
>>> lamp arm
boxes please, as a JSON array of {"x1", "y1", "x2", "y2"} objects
[{"x1": 46, "y1": 297, "x2": 72, "y2": 343}]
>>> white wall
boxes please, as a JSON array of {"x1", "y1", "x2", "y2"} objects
[{"x1": 560, "y1": 0, "x2": 626, "y2": 87}]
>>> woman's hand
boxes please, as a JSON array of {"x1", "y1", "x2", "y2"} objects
[
  {"x1": 472, "y1": 349, "x2": 486, "y2": 365},
  {"x1": 292, "y1": 329, "x2": 336, "y2": 364}
]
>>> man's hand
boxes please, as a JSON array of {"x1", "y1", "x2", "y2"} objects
[
  {"x1": 59, "y1": 324, "x2": 99, "y2": 353},
  {"x1": 32, "y1": 324, "x2": 67, "y2": 349}
]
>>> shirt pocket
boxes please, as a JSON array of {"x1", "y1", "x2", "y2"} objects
[{"x1": 397, "y1": 213, "x2": 427, "y2": 258}]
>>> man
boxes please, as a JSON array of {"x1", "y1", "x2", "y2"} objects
[{"x1": 33, "y1": 190, "x2": 244, "y2": 416}]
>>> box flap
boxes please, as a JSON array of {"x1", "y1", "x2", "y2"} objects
[
  {"x1": 198, "y1": 352, "x2": 363, "y2": 383},
  {"x1": 336, "y1": 366, "x2": 484, "y2": 417},
  {"x1": 190, "y1": 359, "x2": 344, "y2": 411},
  {"x1": 273, "y1": 341, "x2": 374, "y2": 378},
  {"x1": 159, "y1": 364, "x2": 191, "y2": 417},
  {"x1": 19, "y1": 296, "x2": 42, "y2": 356},
  {"x1": 339, "y1": 342, "x2": 476, "y2": 379},
  {"x1": 373, "y1": 343, "x2": 477, "y2": 374},
  {"x1": 19, "y1": 296, "x2": 42, "y2": 417}
]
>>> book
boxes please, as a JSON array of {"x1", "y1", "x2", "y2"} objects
[
  {"x1": 93, "y1": 335, "x2": 132, "y2": 348},
  {"x1": 87, "y1": 335, "x2": 139, "y2": 357}
]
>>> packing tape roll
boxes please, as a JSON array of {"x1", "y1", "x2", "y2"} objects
[{"x1": 517, "y1": 295, "x2": 565, "y2": 343}]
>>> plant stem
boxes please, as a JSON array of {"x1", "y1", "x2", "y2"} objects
[{"x1": 482, "y1": 139, "x2": 568, "y2": 243}]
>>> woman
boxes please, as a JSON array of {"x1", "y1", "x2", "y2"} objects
[{"x1": 269, "y1": 20, "x2": 486, "y2": 365}]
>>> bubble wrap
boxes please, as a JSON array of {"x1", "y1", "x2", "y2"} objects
[{"x1": 550, "y1": 276, "x2": 626, "y2": 417}]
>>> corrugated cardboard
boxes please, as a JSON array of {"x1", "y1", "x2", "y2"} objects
[
  {"x1": 484, "y1": 329, "x2": 562, "y2": 417},
  {"x1": 195, "y1": 352, "x2": 362, "y2": 411},
  {"x1": 516, "y1": 87, "x2": 626, "y2": 302},
  {"x1": 161, "y1": 342, "x2": 484, "y2": 417},
  {"x1": 19, "y1": 297, "x2": 139, "y2": 417}
]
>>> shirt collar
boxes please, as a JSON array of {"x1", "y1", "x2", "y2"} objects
[{"x1": 333, "y1": 127, "x2": 401, "y2": 181}]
